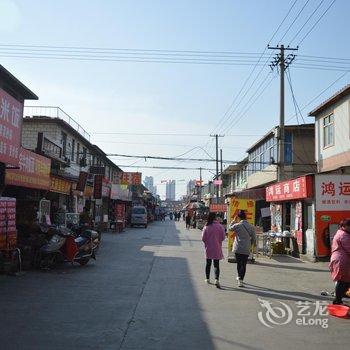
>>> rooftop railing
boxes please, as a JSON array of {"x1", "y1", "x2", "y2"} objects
[{"x1": 23, "y1": 106, "x2": 91, "y2": 141}]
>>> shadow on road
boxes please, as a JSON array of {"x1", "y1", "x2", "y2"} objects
[
  {"x1": 254, "y1": 261, "x2": 328, "y2": 273},
  {"x1": 219, "y1": 283, "x2": 331, "y2": 302},
  {"x1": 0, "y1": 220, "x2": 216, "y2": 350}
]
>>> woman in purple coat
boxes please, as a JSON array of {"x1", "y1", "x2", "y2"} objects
[
  {"x1": 330, "y1": 219, "x2": 350, "y2": 304},
  {"x1": 201, "y1": 212, "x2": 226, "y2": 288}
]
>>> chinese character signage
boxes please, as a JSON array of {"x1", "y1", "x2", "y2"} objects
[
  {"x1": 93, "y1": 174, "x2": 103, "y2": 199},
  {"x1": 50, "y1": 176, "x2": 72, "y2": 194},
  {"x1": 315, "y1": 174, "x2": 350, "y2": 211},
  {"x1": 0, "y1": 197, "x2": 17, "y2": 249},
  {"x1": 209, "y1": 204, "x2": 227, "y2": 212},
  {"x1": 228, "y1": 198, "x2": 256, "y2": 225},
  {"x1": 76, "y1": 171, "x2": 89, "y2": 192},
  {"x1": 117, "y1": 172, "x2": 142, "y2": 185},
  {"x1": 115, "y1": 203, "x2": 125, "y2": 221},
  {"x1": 266, "y1": 176, "x2": 313, "y2": 202},
  {"x1": 0, "y1": 88, "x2": 23, "y2": 166},
  {"x1": 5, "y1": 148, "x2": 51, "y2": 190},
  {"x1": 110, "y1": 184, "x2": 131, "y2": 201},
  {"x1": 89, "y1": 166, "x2": 105, "y2": 175},
  {"x1": 102, "y1": 178, "x2": 111, "y2": 198}
]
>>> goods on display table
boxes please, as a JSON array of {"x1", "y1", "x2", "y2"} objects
[
  {"x1": 0, "y1": 197, "x2": 17, "y2": 250},
  {"x1": 0, "y1": 197, "x2": 21, "y2": 274}
]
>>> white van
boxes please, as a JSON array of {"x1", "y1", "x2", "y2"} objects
[{"x1": 131, "y1": 206, "x2": 148, "y2": 228}]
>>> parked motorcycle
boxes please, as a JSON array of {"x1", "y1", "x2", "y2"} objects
[
  {"x1": 17, "y1": 223, "x2": 56, "y2": 269},
  {"x1": 39, "y1": 226, "x2": 100, "y2": 269}
]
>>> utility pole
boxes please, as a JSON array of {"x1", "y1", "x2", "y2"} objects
[
  {"x1": 199, "y1": 167, "x2": 202, "y2": 202},
  {"x1": 220, "y1": 149, "x2": 223, "y2": 204},
  {"x1": 268, "y1": 44, "x2": 297, "y2": 181},
  {"x1": 210, "y1": 134, "x2": 224, "y2": 203}
]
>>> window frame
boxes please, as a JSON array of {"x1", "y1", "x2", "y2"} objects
[{"x1": 323, "y1": 113, "x2": 334, "y2": 149}]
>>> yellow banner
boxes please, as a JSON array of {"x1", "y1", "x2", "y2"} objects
[{"x1": 227, "y1": 197, "x2": 256, "y2": 225}]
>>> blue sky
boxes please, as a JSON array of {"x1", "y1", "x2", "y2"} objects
[{"x1": 0, "y1": 0, "x2": 349, "y2": 199}]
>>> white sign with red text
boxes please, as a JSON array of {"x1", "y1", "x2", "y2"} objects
[{"x1": 315, "y1": 174, "x2": 350, "y2": 211}]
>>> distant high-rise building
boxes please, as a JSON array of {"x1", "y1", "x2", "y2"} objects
[
  {"x1": 144, "y1": 176, "x2": 156, "y2": 195},
  {"x1": 166, "y1": 180, "x2": 176, "y2": 200},
  {"x1": 187, "y1": 180, "x2": 196, "y2": 196}
]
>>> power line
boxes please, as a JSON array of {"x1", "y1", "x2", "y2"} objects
[
  {"x1": 278, "y1": 0, "x2": 311, "y2": 43},
  {"x1": 224, "y1": 72, "x2": 277, "y2": 134},
  {"x1": 0, "y1": 53, "x2": 268, "y2": 66},
  {"x1": 107, "y1": 152, "x2": 313, "y2": 166},
  {"x1": 288, "y1": 0, "x2": 326, "y2": 45},
  {"x1": 118, "y1": 165, "x2": 216, "y2": 171},
  {"x1": 210, "y1": 0, "x2": 300, "y2": 135},
  {"x1": 90, "y1": 131, "x2": 262, "y2": 136},
  {"x1": 298, "y1": 54, "x2": 350, "y2": 62},
  {"x1": 0, "y1": 44, "x2": 272, "y2": 56},
  {"x1": 92, "y1": 140, "x2": 248, "y2": 149},
  {"x1": 297, "y1": 0, "x2": 337, "y2": 46},
  {"x1": 286, "y1": 69, "x2": 350, "y2": 123},
  {"x1": 268, "y1": 0, "x2": 300, "y2": 45}
]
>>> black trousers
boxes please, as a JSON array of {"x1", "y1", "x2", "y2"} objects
[
  {"x1": 235, "y1": 253, "x2": 249, "y2": 280},
  {"x1": 334, "y1": 280, "x2": 350, "y2": 304},
  {"x1": 206, "y1": 259, "x2": 220, "y2": 280}
]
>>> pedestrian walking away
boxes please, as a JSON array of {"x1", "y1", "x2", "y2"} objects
[
  {"x1": 201, "y1": 212, "x2": 226, "y2": 288},
  {"x1": 329, "y1": 219, "x2": 350, "y2": 305},
  {"x1": 229, "y1": 210, "x2": 256, "y2": 287},
  {"x1": 185, "y1": 212, "x2": 191, "y2": 229}
]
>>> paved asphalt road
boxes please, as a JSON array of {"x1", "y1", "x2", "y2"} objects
[{"x1": 1, "y1": 220, "x2": 349, "y2": 350}]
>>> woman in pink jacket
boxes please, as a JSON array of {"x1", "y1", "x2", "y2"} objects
[
  {"x1": 201, "y1": 212, "x2": 226, "y2": 288},
  {"x1": 330, "y1": 219, "x2": 350, "y2": 304}
]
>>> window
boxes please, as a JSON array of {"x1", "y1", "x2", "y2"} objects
[
  {"x1": 61, "y1": 132, "x2": 67, "y2": 157},
  {"x1": 323, "y1": 114, "x2": 334, "y2": 148},
  {"x1": 71, "y1": 139, "x2": 75, "y2": 161},
  {"x1": 284, "y1": 131, "x2": 293, "y2": 165},
  {"x1": 82, "y1": 147, "x2": 87, "y2": 166},
  {"x1": 76, "y1": 143, "x2": 80, "y2": 165}
]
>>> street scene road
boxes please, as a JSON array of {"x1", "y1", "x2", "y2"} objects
[
  {"x1": 1, "y1": 220, "x2": 349, "y2": 350},
  {"x1": 1, "y1": 2, "x2": 350, "y2": 350}
]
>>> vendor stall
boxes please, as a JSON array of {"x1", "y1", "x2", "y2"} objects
[{"x1": 266, "y1": 175, "x2": 314, "y2": 257}]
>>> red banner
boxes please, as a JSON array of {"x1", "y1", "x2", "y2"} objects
[
  {"x1": 118, "y1": 172, "x2": 142, "y2": 185},
  {"x1": 210, "y1": 204, "x2": 227, "y2": 213},
  {"x1": 102, "y1": 178, "x2": 111, "y2": 198},
  {"x1": 0, "y1": 89, "x2": 23, "y2": 166},
  {"x1": 93, "y1": 174, "x2": 103, "y2": 199},
  {"x1": 0, "y1": 197, "x2": 17, "y2": 249},
  {"x1": 115, "y1": 203, "x2": 125, "y2": 221},
  {"x1": 266, "y1": 175, "x2": 313, "y2": 202},
  {"x1": 5, "y1": 148, "x2": 51, "y2": 190}
]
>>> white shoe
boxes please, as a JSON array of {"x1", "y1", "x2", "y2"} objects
[
  {"x1": 214, "y1": 279, "x2": 221, "y2": 288},
  {"x1": 205, "y1": 279, "x2": 210, "y2": 284},
  {"x1": 236, "y1": 277, "x2": 243, "y2": 287}
]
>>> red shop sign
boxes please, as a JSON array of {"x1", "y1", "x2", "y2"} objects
[
  {"x1": 115, "y1": 203, "x2": 125, "y2": 220},
  {"x1": 266, "y1": 175, "x2": 313, "y2": 202},
  {"x1": 0, "y1": 88, "x2": 23, "y2": 166},
  {"x1": 209, "y1": 204, "x2": 227, "y2": 213},
  {"x1": 5, "y1": 147, "x2": 51, "y2": 190},
  {"x1": 93, "y1": 174, "x2": 103, "y2": 199}
]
